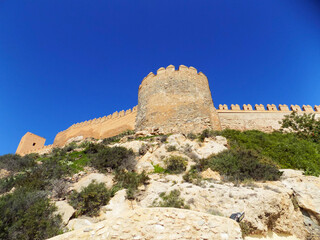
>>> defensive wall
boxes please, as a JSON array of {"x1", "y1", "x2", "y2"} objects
[
  {"x1": 136, "y1": 65, "x2": 221, "y2": 133},
  {"x1": 15, "y1": 65, "x2": 320, "y2": 156},
  {"x1": 16, "y1": 107, "x2": 137, "y2": 156},
  {"x1": 16, "y1": 103, "x2": 320, "y2": 156}
]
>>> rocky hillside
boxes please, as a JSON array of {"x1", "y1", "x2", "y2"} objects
[{"x1": 1, "y1": 113, "x2": 320, "y2": 240}]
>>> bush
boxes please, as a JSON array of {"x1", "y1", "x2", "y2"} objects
[
  {"x1": 198, "y1": 129, "x2": 218, "y2": 142},
  {"x1": 152, "y1": 190, "x2": 190, "y2": 209},
  {"x1": 164, "y1": 156, "x2": 187, "y2": 174},
  {"x1": 200, "y1": 149, "x2": 282, "y2": 182},
  {"x1": 69, "y1": 181, "x2": 111, "y2": 217},
  {"x1": 183, "y1": 168, "x2": 202, "y2": 185},
  {"x1": 114, "y1": 170, "x2": 149, "y2": 199},
  {"x1": 0, "y1": 154, "x2": 37, "y2": 173},
  {"x1": 186, "y1": 133, "x2": 197, "y2": 140},
  {"x1": 102, "y1": 130, "x2": 135, "y2": 145},
  {"x1": 0, "y1": 188, "x2": 63, "y2": 240},
  {"x1": 280, "y1": 111, "x2": 320, "y2": 143},
  {"x1": 220, "y1": 129, "x2": 320, "y2": 176},
  {"x1": 153, "y1": 164, "x2": 165, "y2": 173},
  {"x1": 51, "y1": 179, "x2": 70, "y2": 199},
  {"x1": 89, "y1": 146, "x2": 135, "y2": 172},
  {"x1": 166, "y1": 145, "x2": 177, "y2": 152}
]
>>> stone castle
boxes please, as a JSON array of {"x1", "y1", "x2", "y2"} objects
[{"x1": 16, "y1": 65, "x2": 320, "y2": 156}]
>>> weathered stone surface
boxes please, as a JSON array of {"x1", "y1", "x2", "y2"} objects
[
  {"x1": 54, "y1": 201, "x2": 75, "y2": 225},
  {"x1": 72, "y1": 173, "x2": 113, "y2": 192},
  {"x1": 49, "y1": 207, "x2": 242, "y2": 240},
  {"x1": 67, "y1": 218, "x2": 93, "y2": 231},
  {"x1": 135, "y1": 65, "x2": 221, "y2": 134},
  {"x1": 139, "y1": 176, "x2": 308, "y2": 239},
  {"x1": 280, "y1": 169, "x2": 320, "y2": 224},
  {"x1": 201, "y1": 168, "x2": 221, "y2": 181},
  {"x1": 245, "y1": 231, "x2": 300, "y2": 240}
]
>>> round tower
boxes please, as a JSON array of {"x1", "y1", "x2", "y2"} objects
[{"x1": 135, "y1": 65, "x2": 221, "y2": 133}]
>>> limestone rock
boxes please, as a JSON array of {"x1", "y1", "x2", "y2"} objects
[
  {"x1": 48, "y1": 207, "x2": 242, "y2": 240},
  {"x1": 0, "y1": 169, "x2": 10, "y2": 179},
  {"x1": 215, "y1": 135, "x2": 228, "y2": 146},
  {"x1": 72, "y1": 173, "x2": 113, "y2": 192},
  {"x1": 245, "y1": 231, "x2": 300, "y2": 240},
  {"x1": 201, "y1": 168, "x2": 221, "y2": 181},
  {"x1": 280, "y1": 169, "x2": 320, "y2": 223},
  {"x1": 67, "y1": 218, "x2": 93, "y2": 231},
  {"x1": 101, "y1": 189, "x2": 138, "y2": 218},
  {"x1": 54, "y1": 201, "x2": 75, "y2": 225},
  {"x1": 139, "y1": 178, "x2": 307, "y2": 239},
  {"x1": 136, "y1": 161, "x2": 154, "y2": 173}
]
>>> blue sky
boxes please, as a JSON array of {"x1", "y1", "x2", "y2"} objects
[{"x1": 0, "y1": 0, "x2": 320, "y2": 155}]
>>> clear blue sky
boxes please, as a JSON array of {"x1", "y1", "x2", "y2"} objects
[{"x1": 0, "y1": 0, "x2": 320, "y2": 155}]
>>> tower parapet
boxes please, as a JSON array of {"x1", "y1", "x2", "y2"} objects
[{"x1": 136, "y1": 65, "x2": 221, "y2": 133}]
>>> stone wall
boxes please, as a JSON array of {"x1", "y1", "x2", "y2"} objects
[
  {"x1": 135, "y1": 65, "x2": 221, "y2": 134},
  {"x1": 217, "y1": 104, "x2": 320, "y2": 131},
  {"x1": 53, "y1": 106, "x2": 137, "y2": 147}
]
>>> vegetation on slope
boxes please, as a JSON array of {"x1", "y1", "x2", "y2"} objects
[{"x1": 0, "y1": 112, "x2": 319, "y2": 239}]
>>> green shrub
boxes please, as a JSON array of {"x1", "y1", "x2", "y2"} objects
[
  {"x1": 200, "y1": 149, "x2": 282, "y2": 182},
  {"x1": 186, "y1": 133, "x2": 197, "y2": 140},
  {"x1": 69, "y1": 181, "x2": 111, "y2": 217},
  {"x1": 0, "y1": 188, "x2": 63, "y2": 240},
  {"x1": 198, "y1": 129, "x2": 218, "y2": 142},
  {"x1": 89, "y1": 146, "x2": 135, "y2": 172},
  {"x1": 239, "y1": 221, "x2": 253, "y2": 237},
  {"x1": 102, "y1": 130, "x2": 135, "y2": 145},
  {"x1": 63, "y1": 142, "x2": 78, "y2": 152},
  {"x1": 220, "y1": 129, "x2": 320, "y2": 176},
  {"x1": 152, "y1": 190, "x2": 190, "y2": 209},
  {"x1": 114, "y1": 170, "x2": 149, "y2": 199},
  {"x1": 166, "y1": 145, "x2": 177, "y2": 152},
  {"x1": 164, "y1": 156, "x2": 187, "y2": 174},
  {"x1": 0, "y1": 154, "x2": 37, "y2": 173},
  {"x1": 280, "y1": 111, "x2": 320, "y2": 143},
  {"x1": 153, "y1": 164, "x2": 165, "y2": 173},
  {"x1": 183, "y1": 168, "x2": 202, "y2": 185}
]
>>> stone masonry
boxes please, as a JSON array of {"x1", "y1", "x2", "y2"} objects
[{"x1": 135, "y1": 65, "x2": 221, "y2": 134}]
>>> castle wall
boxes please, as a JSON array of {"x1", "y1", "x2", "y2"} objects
[
  {"x1": 136, "y1": 65, "x2": 221, "y2": 134},
  {"x1": 52, "y1": 106, "x2": 137, "y2": 147},
  {"x1": 217, "y1": 104, "x2": 320, "y2": 131}
]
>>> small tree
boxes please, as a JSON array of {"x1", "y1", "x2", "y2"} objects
[{"x1": 280, "y1": 111, "x2": 320, "y2": 142}]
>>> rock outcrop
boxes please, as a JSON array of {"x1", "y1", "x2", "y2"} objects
[{"x1": 49, "y1": 207, "x2": 242, "y2": 240}]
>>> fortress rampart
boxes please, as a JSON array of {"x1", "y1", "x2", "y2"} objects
[
  {"x1": 53, "y1": 106, "x2": 137, "y2": 147},
  {"x1": 136, "y1": 65, "x2": 221, "y2": 133},
  {"x1": 16, "y1": 65, "x2": 320, "y2": 156}
]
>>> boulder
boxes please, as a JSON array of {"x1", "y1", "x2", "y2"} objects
[
  {"x1": 72, "y1": 173, "x2": 113, "y2": 192},
  {"x1": 54, "y1": 201, "x2": 75, "y2": 225},
  {"x1": 48, "y1": 208, "x2": 242, "y2": 240},
  {"x1": 201, "y1": 168, "x2": 221, "y2": 181},
  {"x1": 67, "y1": 218, "x2": 93, "y2": 231},
  {"x1": 280, "y1": 169, "x2": 320, "y2": 224}
]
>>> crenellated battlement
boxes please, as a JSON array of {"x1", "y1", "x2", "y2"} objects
[
  {"x1": 218, "y1": 104, "x2": 320, "y2": 113},
  {"x1": 139, "y1": 65, "x2": 208, "y2": 92},
  {"x1": 59, "y1": 106, "x2": 137, "y2": 134}
]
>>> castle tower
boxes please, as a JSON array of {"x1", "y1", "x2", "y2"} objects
[
  {"x1": 135, "y1": 65, "x2": 221, "y2": 133},
  {"x1": 16, "y1": 132, "x2": 46, "y2": 155}
]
